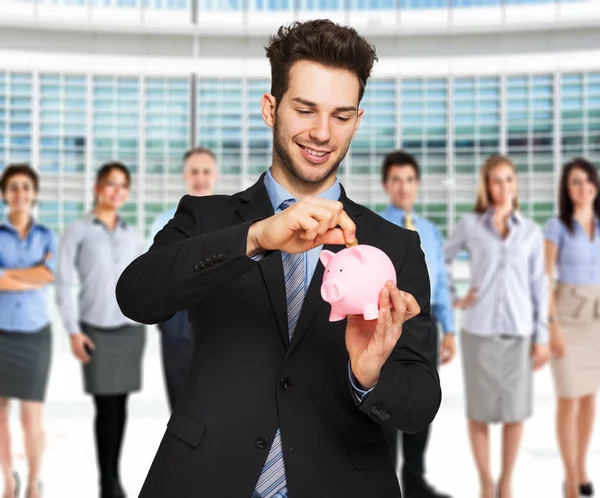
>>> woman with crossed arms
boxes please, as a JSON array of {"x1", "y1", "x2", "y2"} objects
[{"x1": 0, "y1": 164, "x2": 57, "y2": 498}]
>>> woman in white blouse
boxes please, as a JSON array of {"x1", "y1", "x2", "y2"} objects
[{"x1": 444, "y1": 154, "x2": 549, "y2": 498}]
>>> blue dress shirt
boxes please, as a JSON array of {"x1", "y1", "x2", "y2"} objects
[
  {"x1": 0, "y1": 217, "x2": 58, "y2": 333},
  {"x1": 544, "y1": 216, "x2": 600, "y2": 285},
  {"x1": 262, "y1": 168, "x2": 340, "y2": 288},
  {"x1": 261, "y1": 169, "x2": 371, "y2": 400},
  {"x1": 379, "y1": 205, "x2": 454, "y2": 335}
]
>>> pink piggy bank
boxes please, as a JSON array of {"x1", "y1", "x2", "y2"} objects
[{"x1": 319, "y1": 245, "x2": 397, "y2": 322}]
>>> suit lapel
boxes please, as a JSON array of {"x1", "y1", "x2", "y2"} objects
[
  {"x1": 286, "y1": 187, "x2": 361, "y2": 357},
  {"x1": 235, "y1": 175, "x2": 290, "y2": 346}
]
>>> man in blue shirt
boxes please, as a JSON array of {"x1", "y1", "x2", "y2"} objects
[
  {"x1": 379, "y1": 150, "x2": 455, "y2": 498},
  {"x1": 149, "y1": 147, "x2": 218, "y2": 411}
]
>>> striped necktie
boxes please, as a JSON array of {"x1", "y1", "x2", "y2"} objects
[{"x1": 254, "y1": 198, "x2": 305, "y2": 498}]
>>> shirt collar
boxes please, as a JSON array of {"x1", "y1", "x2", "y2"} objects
[
  {"x1": 263, "y1": 167, "x2": 341, "y2": 210},
  {"x1": 482, "y1": 208, "x2": 522, "y2": 227},
  {"x1": 87, "y1": 212, "x2": 127, "y2": 229},
  {"x1": 0, "y1": 215, "x2": 42, "y2": 233},
  {"x1": 383, "y1": 204, "x2": 419, "y2": 224}
]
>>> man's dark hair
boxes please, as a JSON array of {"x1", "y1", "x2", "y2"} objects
[
  {"x1": 381, "y1": 150, "x2": 421, "y2": 183},
  {"x1": 265, "y1": 19, "x2": 377, "y2": 105},
  {"x1": 0, "y1": 163, "x2": 39, "y2": 194},
  {"x1": 558, "y1": 157, "x2": 600, "y2": 232},
  {"x1": 95, "y1": 161, "x2": 132, "y2": 188},
  {"x1": 183, "y1": 147, "x2": 216, "y2": 163}
]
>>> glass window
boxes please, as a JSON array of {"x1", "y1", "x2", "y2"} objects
[
  {"x1": 92, "y1": 76, "x2": 140, "y2": 173},
  {"x1": 401, "y1": 78, "x2": 448, "y2": 175},
  {"x1": 39, "y1": 73, "x2": 87, "y2": 174},
  {"x1": 247, "y1": 79, "x2": 271, "y2": 177},
  {"x1": 197, "y1": 79, "x2": 243, "y2": 175},
  {"x1": 453, "y1": 76, "x2": 500, "y2": 175},
  {"x1": 350, "y1": 79, "x2": 396, "y2": 175},
  {"x1": 561, "y1": 73, "x2": 600, "y2": 165},
  {"x1": 0, "y1": 73, "x2": 33, "y2": 168},
  {"x1": 145, "y1": 77, "x2": 190, "y2": 175},
  {"x1": 507, "y1": 74, "x2": 554, "y2": 186}
]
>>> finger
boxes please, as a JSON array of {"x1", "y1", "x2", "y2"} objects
[
  {"x1": 394, "y1": 288, "x2": 420, "y2": 320},
  {"x1": 536, "y1": 354, "x2": 545, "y2": 370},
  {"x1": 77, "y1": 348, "x2": 90, "y2": 364},
  {"x1": 295, "y1": 215, "x2": 320, "y2": 241},
  {"x1": 440, "y1": 349, "x2": 449, "y2": 365},
  {"x1": 85, "y1": 337, "x2": 96, "y2": 350},
  {"x1": 315, "y1": 228, "x2": 346, "y2": 246},
  {"x1": 336, "y1": 209, "x2": 356, "y2": 245},
  {"x1": 375, "y1": 287, "x2": 390, "y2": 342},
  {"x1": 388, "y1": 286, "x2": 407, "y2": 323},
  {"x1": 465, "y1": 294, "x2": 478, "y2": 306},
  {"x1": 299, "y1": 204, "x2": 338, "y2": 236}
]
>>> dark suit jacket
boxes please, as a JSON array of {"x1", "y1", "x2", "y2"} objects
[{"x1": 116, "y1": 175, "x2": 441, "y2": 498}]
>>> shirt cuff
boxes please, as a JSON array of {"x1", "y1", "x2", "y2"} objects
[
  {"x1": 251, "y1": 253, "x2": 266, "y2": 262},
  {"x1": 65, "y1": 319, "x2": 80, "y2": 336},
  {"x1": 347, "y1": 360, "x2": 374, "y2": 402},
  {"x1": 532, "y1": 327, "x2": 549, "y2": 345}
]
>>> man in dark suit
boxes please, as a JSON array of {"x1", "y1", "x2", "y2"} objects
[{"x1": 116, "y1": 19, "x2": 441, "y2": 498}]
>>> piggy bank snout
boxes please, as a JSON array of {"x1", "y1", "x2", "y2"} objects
[{"x1": 320, "y1": 280, "x2": 344, "y2": 303}]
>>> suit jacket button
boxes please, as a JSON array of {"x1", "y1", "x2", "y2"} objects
[
  {"x1": 194, "y1": 262, "x2": 202, "y2": 271},
  {"x1": 255, "y1": 437, "x2": 268, "y2": 449},
  {"x1": 218, "y1": 253, "x2": 227, "y2": 261},
  {"x1": 280, "y1": 378, "x2": 292, "y2": 391},
  {"x1": 371, "y1": 405, "x2": 390, "y2": 421}
]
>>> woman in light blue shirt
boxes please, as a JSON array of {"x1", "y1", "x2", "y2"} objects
[
  {"x1": 56, "y1": 161, "x2": 145, "y2": 498},
  {"x1": 544, "y1": 158, "x2": 600, "y2": 498},
  {"x1": 0, "y1": 164, "x2": 57, "y2": 498},
  {"x1": 445, "y1": 155, "x2": 549, "y2": 498}
]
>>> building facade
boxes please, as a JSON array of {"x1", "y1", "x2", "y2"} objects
[{"x1": 0, "y1": 0, "x2": 599, "y2": 238}]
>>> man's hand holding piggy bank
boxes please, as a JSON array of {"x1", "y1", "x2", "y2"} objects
[{"x1": 246, "y1": 196, "x2": 420, "y2": 390}]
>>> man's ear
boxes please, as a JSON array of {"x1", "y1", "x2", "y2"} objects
[{"x1": 261, "y1": 93, "x2": 277, "y2": 129}]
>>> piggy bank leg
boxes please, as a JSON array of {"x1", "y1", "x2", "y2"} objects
[
  {"x1": 329, "y1": 308, "x2": 347, "y2": 321},
  {"x1": 362, "y1": 303, "x2": 379, "y2": 321}
]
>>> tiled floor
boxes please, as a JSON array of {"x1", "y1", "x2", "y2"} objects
[{"x1": 2, "y1": 320, "x2": 599, "y2": 497}]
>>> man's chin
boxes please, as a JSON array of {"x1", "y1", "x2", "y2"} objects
[{"x1": 293, "y1": 160, "x2": 339, "y2": 184}]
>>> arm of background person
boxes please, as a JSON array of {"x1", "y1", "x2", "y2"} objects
[
  {"x1": 55, "y1": 224, "x2": 83, "y2": 336},
  {"x1": 530, "y1": 227, "x2": 549, "y2": 345},
  {"x1": 0, "y1": 269, "x2": 39, "y2": 291},
  {"x1": 4, "y1": 230, "x2": 58, "y2": 286},
  {"x1": 444, "y1": 216, "x2": 469, "y2": 306},
  {"x1": 432, "y1": 225, "x2": 454, "y2": 334}
]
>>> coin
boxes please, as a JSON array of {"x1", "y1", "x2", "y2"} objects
[{"x1": 346, "y1": 237, "x2": 358, "y2": 248}]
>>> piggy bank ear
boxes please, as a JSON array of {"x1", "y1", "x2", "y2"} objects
[
  {"x1": 347, "y1": 246, "x2": 367, "y2": 265},
  {"x1": 319, "y1": 250, "x2": 335, "y2": 267}
]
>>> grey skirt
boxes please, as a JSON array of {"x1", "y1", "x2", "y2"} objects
[
  {"x1": 0, "y1": 325, "x2": 52, "y2": 402},
  {"x1": 460, "y1": 330, "x2": 533, "y2": 423},
  {"x1": 80, "y1": 322, "x2": 146, "y2": 395}
]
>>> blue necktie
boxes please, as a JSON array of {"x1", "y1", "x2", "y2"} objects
[{"x1": 254, "y1": 199, "x2": 305, "y2": 498}]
